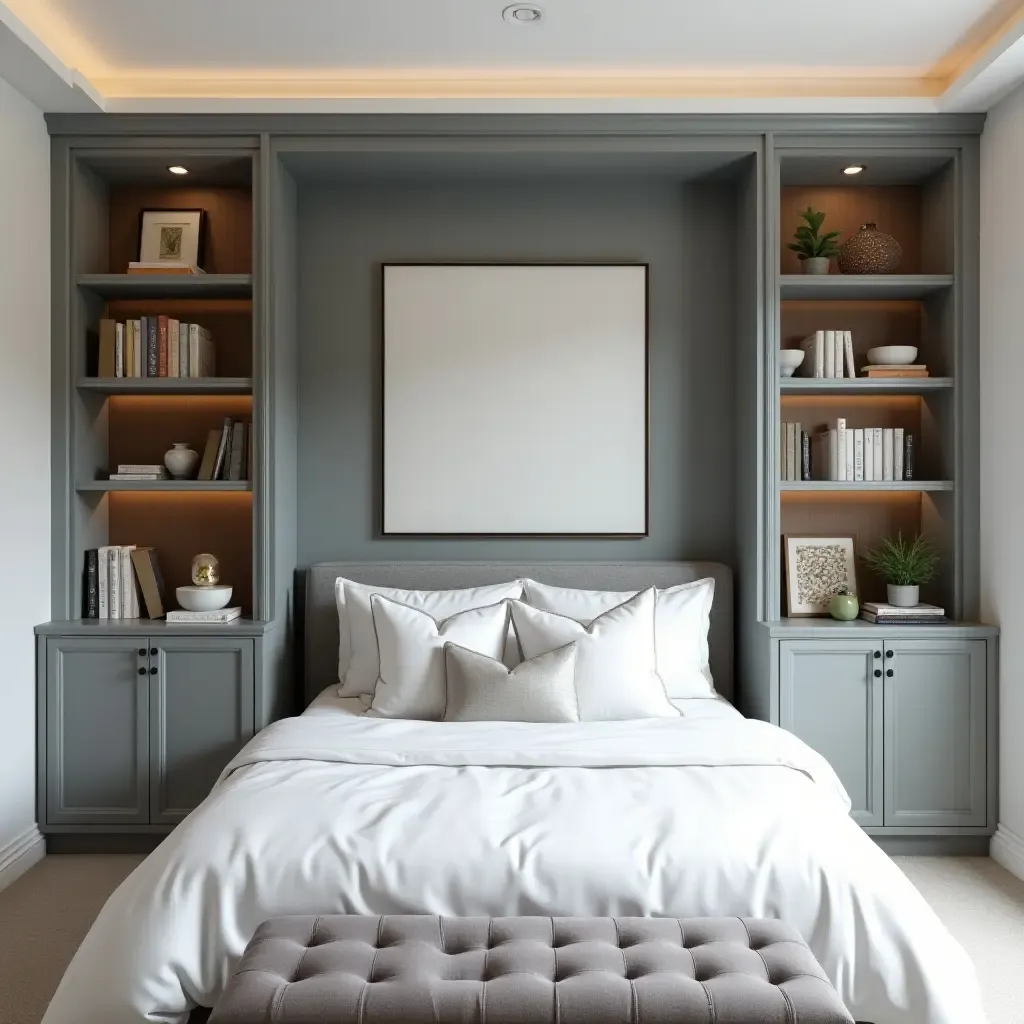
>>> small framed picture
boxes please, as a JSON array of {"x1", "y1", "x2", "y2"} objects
[
  {"x1": 784, "y1": 534, "x2": 857, "y2": 616},
  {"x1": 138, "y1": 209, "x2": 204, "y2": 268}
]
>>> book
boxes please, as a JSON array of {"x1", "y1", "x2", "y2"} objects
[
  {"x1": 211, "y1": 418, "x2": 232, "y2": 481},
  {"x1": 168, "y1": 318, "x2": 179, "y2": 377},
  {"x1": 158, "y1": 315, "x2": 169, "y2": 377},
  {"x1": 127, "y1": 262, "x2": 205, "y2": 274},
  {"x1": 114, "y1": 323, "x2": 125, "y2": 377},
  {"x1": 828, "y1": 428, "x2": 838, "y2": 480},
  {"x1": 197, "y1": 429, "x2": 221, "y2": 481},
  {"x1": 97, "y1": 544, "x2": 112, "y2": 619},
  {"x1": 801, "y1": 431, "x2": 811, "y2": 481},
  {"x1": 108, "y1": 546, "x2": 121, "y2": 619},
  {"x1": 853, "y1": 428, "x2": 864, "y2": 481},
  {"x1": 834, "y1": 330, "x2": 845, "y2": 379},
  {"x1": 883, "y1": 428, "x2": 895, "y2": 481},
  {"x1": 146, "y1": 317, "x2": 158, "y2": 378},
  {"x1": 801, "y1": 331, "x2": 825, "y2": 378},
  {"x1": 824, "y1": 330, "x2": 835, "y2": 378},
  {"x1": 835, "y1": 418, "x2": 847, "y2": 481},
  {"x1": 904, "y1": 432, "x2": 915, "y2": 481},
  {"x1": 844, "y1": 425, "x2": 855, "y2": 481},
  {"x1": 109, "y1": 473, "x2": 168, "y2": 480},
  {"x1": 116, "y1": 464, "x2": 166, "y2": 474},
  {"x1": 131, "y1": 547, "x2": 167, "y2": 619},
  {"x1": 133, "y1": 320, "x2": 143, "y2": 377},
  {"x1": 119, "y1": 546, "x2": 137, "y2": 619},
  {"x1": 228, "y1": 421, "x2": 247, "y2": 481},
  {"x1": 125, "y1": 322, "x2": 135, "y2": 378},
  {"x1": 166, "y1": 607, "x2": 242, "y2": 623},
  {"x1": 98, "y1": 319, "x2": 116, "y2": 377},
  {"x1": 894, "y1": 427, "x2": 905, "y2": 481},
  {"x1": 179, "y1": 322, "x2": 189, "y2": 377},
  {"x1": 844, "y1": 330, "x2": 856, "y2": 378},
  {"x1": 873, "y1": 428, "x2": 883, "y2": 482},
  {"x1": 861, "y1": 613, "x2": 949, "y2": 625},
  {"x1": 84, "y1": 549, "x2": 99, "y2": 619},
  {"x1": 864, "y1": 366, "x2": 929, "y2": 378},
  {"x1": 863, "y1": 430, "x2": 874, "y2": 482},
  {"x1": 862, "y1": 602, "x2": 945, "y2": 616}
]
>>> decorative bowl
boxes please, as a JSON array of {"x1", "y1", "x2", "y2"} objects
[
  {"x1": 176, "y1": 585, "x2": 233, "y2": 612},
  {"x1": 779, "y1": 350, "x2": 806, "y2": 377},
  {"x1": 866, "y1": 345, "x2": 918, "y2": 366}
]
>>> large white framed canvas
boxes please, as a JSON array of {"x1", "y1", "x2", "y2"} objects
[{"x1": 382, "y1": 263, "x2": 649, "y2": 536}]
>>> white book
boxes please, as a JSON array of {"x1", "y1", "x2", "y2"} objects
[
  {"x1": 792, "y1": 422, "x2": 801, "y2": 482},
  {"x1": 108, "y1": 546, "x2": 121, "y2": 620},
  {"x1": 845, "y1": 428, "x2": 855, "y2": 480},
  {"x1": 829, "y1": 428, "x2": 838, "y2": 481},
  {"x1": 883, "y1": 427, "x2": 895, "y2": 481},
  {"x1": 844, "y1": 330, "x2": 856, "y2": 378},
  {"x1": 97, "y1": 545, "x2": 112, "y2": 619},
  {"x1": 784, "y1": 423, "x2": 793, "y2": 481},
  {"x1": 800, "y1": 332, "x2": 825, "y2": 378},
  {"x1": 873, "y1": 428, "x2": 884, "y2": 481},
  {"x1": 117, "y1": 464, "x2": 165, "y2": 474},
  {"x1": 166, "y1": 607, "x2": 242, "y2": 623},
  {"x1": 834, "y1": 330, "x2": 845, "y2": 379},
  {"x1": 189, "y1": 324, "x2": 200, "y2": 378},
  {"x1": 179, "y1": 322, "x2": 189, "y2": 378},
  {"x1": 853, "y1": 428, "x2": 864, "y2": 481},
  {"x1": 835, "y1": 418, "x2": 847, "y2": 481},
  {"x1": 115, "y1": 323, "x2": 125, "y2": 377},
  {"x1": 894, "y1": 427, "x2": 905, "y2": 481},
  {"x1": 824, "y1": 330, "x2": 835, "y2": 378},
  {"x1": 133, "y1": 321, "x2": 143, "y2": 378},
  {"x1": 119, "y1": 546, "x2": 137, "y2": 619},
  {"x1": 863, "y1": 430, "x2": 874, "y2": 482},
  {"x1": 109, "y1": 473, "x2": 167, "y2": 480}
]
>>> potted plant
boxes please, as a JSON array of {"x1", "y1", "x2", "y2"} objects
[
  {"x1": 862, "y1": 532, "x2": 939, "y2": 608},
  {"x1": 788, "y1": 207, "x2": 842, "y2": 275}
]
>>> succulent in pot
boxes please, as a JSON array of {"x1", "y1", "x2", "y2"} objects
[
  {"x1": 862, "y1": 532, "x2": 939, "y2": 608},
  {"x1": 828, "y1": 586, "x2": 860, "y2": 621},
  {"x1": 787, "y1": 207, "x2": 842, "y2": 275}
]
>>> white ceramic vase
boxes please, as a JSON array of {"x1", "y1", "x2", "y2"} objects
[
  {"x1": 802, "y1": 256, "x2": 830, "y2": 275},
  {"x1": 164, "y1": 442, "x2": 198, "y2": 480},
  {"x1": 887, "y1": 584, "x2": 920, "y2": 608}
]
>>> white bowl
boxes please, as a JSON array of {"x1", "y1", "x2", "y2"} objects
[
  {"x1": 866, "y1": 345, "x2": 918, "y2": 366},
  {"x1": 779, "y1": 350, "x2": 806, "y2": 377},
  {"x1": 176, "y1": 585, "x2": 233, "y2": 612}
]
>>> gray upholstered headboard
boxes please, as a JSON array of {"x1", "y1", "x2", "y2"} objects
[{"x1": 302, "y1": 562, "x2": 733, "y2": 707}]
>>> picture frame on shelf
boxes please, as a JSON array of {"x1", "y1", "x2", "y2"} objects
[
  {"x1": 784, "y1": 534, "x2": 858, "y2": 616},
  {"x1": 138, "y1": 209, "x2": 205, "y2": 269}
]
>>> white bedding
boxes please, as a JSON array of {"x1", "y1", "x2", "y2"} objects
[{"x1": 43, "y1": 699, "x2": 984, "y2": 1024}]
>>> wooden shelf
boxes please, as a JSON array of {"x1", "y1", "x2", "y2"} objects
[
  {"x1": 76, "y1": 274, "x2": 253, "y2": 300},
  {"x1": 780, "y1": 377, "x2": 954, "y2": 395},
  {"x1": 77, "y1": 480, "x2": 252, "y2": 493},
  {"x1": 780, "y1": 480, "x2": 953, "y2": 492},
  {"x1": 779, "y1": 275, "x2": 954, "y2": 300},
  {"x1": 77, "y1": 377, "x2": 253, "y2": 395}
]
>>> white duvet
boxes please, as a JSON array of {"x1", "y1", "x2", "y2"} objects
[{"x1": 43, "y1": 697, "x2": 985, "y2": 1024}]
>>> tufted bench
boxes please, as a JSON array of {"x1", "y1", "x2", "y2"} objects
[{"x1": 207, "y1": 915, "x2": 856, "y2": 1023}]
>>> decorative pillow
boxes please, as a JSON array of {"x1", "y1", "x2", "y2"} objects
[
  {"x1": 368, "y1": 597, "x2": 511, "y2": 720},
  {"x1": 523, "y1": 577, "x2": 715, "y2": 697},
  {"x1": 510, "y1": 588, "x2": 678, "y2": 721},
  {"x1": 335, "y1": 577, "x2": 523, "y2": 696},
  {"x1": 443, "y1": 642, "x2": 579, "y2": 723}
]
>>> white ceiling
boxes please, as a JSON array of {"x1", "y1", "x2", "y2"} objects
[{"x1": 3, "y1": 0, "x2": 1024, "y2": 113}]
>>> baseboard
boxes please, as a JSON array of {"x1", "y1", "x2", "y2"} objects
[
  {"x1": 0, "y1": 825, "x2": 45, "y2": 893},
  {"x1": 991, "y1": 824, "x2": 1024, "y2": 881}
]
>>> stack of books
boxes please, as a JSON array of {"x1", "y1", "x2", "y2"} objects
[
  {"x1": 83, "y1": 546, "x2": 166, "y2": 619},
  {"x1": 109, "y1": 463, "x2": 168, "y2": 482},
  {"x1": 96, "y1": 316, "x2": 215, "y2": 379},
  {"x1": 813, "y1": 418, "x2": 915, "y2": 482},
  {"x1": 781, "y1": 422, "x2": 811, "y2": 481},
  {"x1": 198, "y1": 417, "x2": 252, "y2": 482},
  {"x1": 166, "y1": 607, "x2": 242, "y2": 624},
  {"x1": 862, "y1": 364, "x2": 930, "y2": 379},
  {"x1": 861, "y1": 602, "x2": 946, "y2": 625},
  {"x1": 127, "y1": 262, "x2": 205, "y2": 275},
  {"x1": 799, "y1": 330, "x2": 856, "y2": 379}
]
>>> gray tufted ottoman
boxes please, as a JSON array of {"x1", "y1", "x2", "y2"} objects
[{"x1": 207, "y1": 915, "x2": 856, "y2": 1024}]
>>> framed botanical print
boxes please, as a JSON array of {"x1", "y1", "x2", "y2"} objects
[
  {"x1": 138, "y1": 209, "x2": 205, "y2": 268},
  {"x1": 784, "y1": 534, "x2": 858, "y2": 616}
]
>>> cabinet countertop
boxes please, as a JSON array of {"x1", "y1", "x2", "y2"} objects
[
  {"x1": 763, "y1": 619, "x2": 998, "y2": 638},
  {"x1": 36, "y1": 618, "x2": 277, "y2": 637}
]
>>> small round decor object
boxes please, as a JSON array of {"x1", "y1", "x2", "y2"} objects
[
  {"x1": 837, "y1": 223, "x2": 902, "y2": 275},
  {"x1": 164, "y1": 442, "x2": 199, "y2": 480},
  {"x1": 191, "y1": 553, "x2": 220, "y2": 587},
  {"x1": 866, "y1": 345, "x2": 917, "y2": 366},
  {"x1": 779, "y1": 349, "x2": 806, "y2": 377},
  {"x1": 176, "y1": 584, "x2": 233, "y2": 612},
  {"x1": 828, "y1": 589, "x2": 860, "y2": 621}
]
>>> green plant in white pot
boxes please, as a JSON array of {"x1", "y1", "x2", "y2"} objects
[
  {"x1": 862, "y1": 533, "x2": 939, "y2": 608},
  {"x1": 788, "y1": 207, "x2": 842, "y2": 275}
]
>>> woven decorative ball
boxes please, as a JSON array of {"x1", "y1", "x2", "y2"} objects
[{"x1": 837, "y1": 223, "x2": 902, "y2": 275}]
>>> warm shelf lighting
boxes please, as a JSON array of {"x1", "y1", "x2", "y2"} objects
[
  {"x1": 168, "y1": 165, "x2": 189, "y2": 175},
  {"x1": 843, "y1": 165, "x2": 866, "y2": 175}
]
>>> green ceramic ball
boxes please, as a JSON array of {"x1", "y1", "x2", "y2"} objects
[{"x1": 829, "y1": 590, "x2": 860, "y2": 621}]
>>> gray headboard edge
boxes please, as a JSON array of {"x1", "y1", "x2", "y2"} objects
[{"x1": 301, "y1": 561, "x2": 733, "y2": 708}]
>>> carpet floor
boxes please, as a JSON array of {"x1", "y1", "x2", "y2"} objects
[{"x1": 0, "y1": 854, "x2": 1021, "y2": 1023}]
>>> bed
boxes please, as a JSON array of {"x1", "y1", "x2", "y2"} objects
[{"x1": 41, "y1": 562, "x2": 985, "y2": 1024}]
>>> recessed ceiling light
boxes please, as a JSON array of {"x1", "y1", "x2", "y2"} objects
[
  {"x1": 843, "y1": 164, "x2": 866, "y2": 175},
  {"x1": 502, "y1": 4, "x2": 543, "y2": 23},
  {"x1": 168, "y1": 165, "x2": 189, "y2": 175}
]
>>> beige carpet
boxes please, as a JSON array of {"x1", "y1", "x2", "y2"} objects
[{"x1": 0, "y1": 854, "x2": 1022, "y2": 1023}]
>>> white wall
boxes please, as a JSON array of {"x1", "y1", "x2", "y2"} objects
[
  {"x1": 982, "y1": 82, "x2": 1024, "y2": 879},
  {"x1": 0, "y1": 74, "x2": 50, "y2": 887}
]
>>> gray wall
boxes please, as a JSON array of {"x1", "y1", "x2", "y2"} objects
[{"x1": 296, "y1": 176, "x2": 738, "y2": 564}]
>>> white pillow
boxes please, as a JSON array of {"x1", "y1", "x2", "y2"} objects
[
  {"x1": 510, "y1": 588, "x2": 678, "y2": 721},
  {"x1": 523, "y1": 577, "x2": 715, "y2": 697},
  {"x1": 335, "y1": 577, "x2": 523, "y2": 696},
  {"x1": 368, "y1": 597, "x2": 511, "y2": 720}
]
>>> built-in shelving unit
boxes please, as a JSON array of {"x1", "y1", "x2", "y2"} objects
[
  {"x1": 77, "y1": 377, "x2": 253, "y2": 395},
  {"x1": 76, "y1": 273, "x2": 253, "y2": 300},
  {"x1": 778, "y1": 274, "x2": 954, "y2": 300},
  {"x1": 779, "y1": 480, "x2": 954, "y2": 492},
  {"x1": 76, "y1": 480, "x2": 253, "y2": 493},
  {"x1": 780, "y1": 377, "x2": 954, "y2": 394}
]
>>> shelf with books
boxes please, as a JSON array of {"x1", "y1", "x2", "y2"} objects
[
  {"x1": 77, "y1": 274, "x2": 253, "y2": 300},
  {"x1": 780, "y1": 377, "x2": 954, "y2": 394},
  {"x1": 77, "y1": 377, "x2": 253, "y2": 395},
  {"x1": 780, "y1": 480, "x2": 954, "y2": 492},
  {"x1": 778, "y1": 275, "x2": 954, "y2": 301},
  {"x1": 77, "y1": 480, "x2": 253, "y2": 493}
]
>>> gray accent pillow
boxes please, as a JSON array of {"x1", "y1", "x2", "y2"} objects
[{"x1": 443, "y1": 641, "x2": 579, "y2": 723}]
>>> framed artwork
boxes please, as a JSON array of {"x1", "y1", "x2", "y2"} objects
[
  {"x1": 138, "y1": 209, "x2": 205, "y2": 267},
  {"x1": 381, "y1": 263, "x2": 649, "y2": 536},
  {"x1": 784, "y1": 534, "x2": 858, "y2": 616}
]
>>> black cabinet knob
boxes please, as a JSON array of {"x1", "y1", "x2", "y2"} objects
[
  {"x1": 886, "y1": 668, "x2": 894, "y2": 677},
  {"x1": 886, "y1": 649, "x2": 894, "y2": 659},
  {"x1": 138, "y1": 648, "x2": 146, "y2": 657},
  {"x1": 149, "y1": 666, "x2": 158, "y2": 675},
  {"x1": 874, "y1": 669, "x2": 881, "y2": 678},
  {"x1": 150, "y1": 647, "x2": 158, "y2": 656},
  {"x1": 873, "y1": 651, "x2": 881, "y2": 659},
  {"x1": 137, "y1": 667, "x2": 146, "y2": 676}
]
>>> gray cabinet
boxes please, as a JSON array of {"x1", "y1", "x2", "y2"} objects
[
  {"x1": 150, "y1": 639, "x2": 255, "y2": 825},
  {"x1": 884, "y1": 639, "x2": 987, "y2": 827},
  {"x1": 45, "y1": 637, "x2": 149, "y2": 824},
  {"x1": 780, "y1": 640, "x2": 883, "y2": 826}
]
